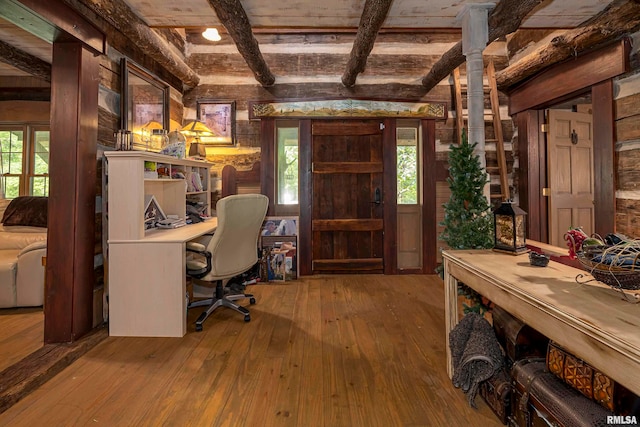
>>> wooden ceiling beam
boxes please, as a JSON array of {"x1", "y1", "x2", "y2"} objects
[
  {"x1": 206, "y1": 0, "x2": 275, "y2": 87},
  {"x1": 421, "y1": 0, "x2": 543, "y2": 91},
  {"x1": 0, "y1": 39, "x2": 51, "y2": 82},
  {"x1": 495, "y1": 0, "x2": 640, "y2": 90},
  {"x1": 63, "y1": 0, "x2": 200, "y2": 89},
  {"x1": 342, "y1": 0, "x2": 394, "y2": 87}
]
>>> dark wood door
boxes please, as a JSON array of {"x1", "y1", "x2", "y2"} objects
[{"x1": 311, "y1": 120, "x2": 384, "y2": 273}]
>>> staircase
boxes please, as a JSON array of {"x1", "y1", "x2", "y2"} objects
[{"x1": 452, "y1": 60, "x2": 510, "y2": 202}]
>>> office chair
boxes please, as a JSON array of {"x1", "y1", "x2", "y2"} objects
[{"x1": 186, "y1": 194, "x2": 268, "y2": 331}]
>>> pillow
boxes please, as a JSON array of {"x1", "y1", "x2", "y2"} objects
[{"x1": 1, "y1": 196, "x2": 48, "y2": 228}]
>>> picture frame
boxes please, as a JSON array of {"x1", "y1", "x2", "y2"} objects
[
  {"x1": 260, "y1": 216, "x2": 298, "y2": 281},
  {"x1": 120, "y1": 58, "x2": 170, "y2": 150},
  {"x1": 197, "y1": 100, "x2": 236, "y2": 146}
]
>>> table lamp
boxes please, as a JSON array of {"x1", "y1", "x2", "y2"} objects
[{"x1": 181, "y1": 120, "x2": 213, "y2": 158}]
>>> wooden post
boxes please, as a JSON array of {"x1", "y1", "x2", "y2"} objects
[{"x1": 45, "y1": 40, "x2": 98, "y2": 343}]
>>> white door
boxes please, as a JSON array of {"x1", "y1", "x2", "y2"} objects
[{"x1": 547, "y1": 110, "x2": 594, "y2": 246}]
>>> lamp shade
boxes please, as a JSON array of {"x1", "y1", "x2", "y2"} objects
[{"x1": 181, "y1": 120, "x2": 213, "y2": 137}]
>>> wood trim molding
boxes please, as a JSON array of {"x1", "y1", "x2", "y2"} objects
[
  {"x1": 298, "y1": 119, "x2": 312, "y2": 276},
  {"x1": 422, "y1": 119, "x2": 437, "y2": 274},
  {"x1": 383, "y1": 118, "x2": 397, "y2": 274},
  {"x1": 508, "y1": 39, "x2": 630, "y2": 115},
  {"x1": 592, "y1": 80, "x2": 616, "y2": 237}
]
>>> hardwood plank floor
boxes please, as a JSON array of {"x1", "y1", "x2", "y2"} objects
[
  {"x1": 0, "y1": 275, "x2": 503, "y2": 427},
  {"x1": 0, "y1": 308, "x2": 43, "y2": 372}
]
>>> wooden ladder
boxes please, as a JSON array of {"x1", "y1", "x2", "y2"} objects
[{"x1": 451, "y1": 61, "x2": 510, "y2": 201}]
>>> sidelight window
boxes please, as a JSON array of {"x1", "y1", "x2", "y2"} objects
[{"x1": 276, "y1": 122, "x2": 299, "y2": 206}]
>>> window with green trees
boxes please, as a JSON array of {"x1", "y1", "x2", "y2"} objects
[
  {"x1": 396, "y1": 127, "x2": 419, "y2": 204},
  {"x1": 276, "y1": 123, "x2": 299, "y2": 205},
  {"x1": 0, "y1": 125, "x2": 50, "y2": 199}
]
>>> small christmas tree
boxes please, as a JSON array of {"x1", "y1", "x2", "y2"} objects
[
  {"x1": 437, "y1": 130, "x2": 495, "y2": 316},
  {"x1": 440, "y1": 129, "x2": 494, "y2": 250}
]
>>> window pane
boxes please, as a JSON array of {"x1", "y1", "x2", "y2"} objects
[
  {"x1": 0, "y1": 130, "x2": 24, "y2": 175},
  {"x1": 277, "y1": 126, "x2": 299, "y2": 205},
  {"x1": 397, "y1": 145, "x2": 418, "y2": 204},
  {"x1": 31, "y1": 176, "x2": 49, "y2": 196},
  {"x1": 1, "y1": 176, "x2": 20, "y2": 199}
]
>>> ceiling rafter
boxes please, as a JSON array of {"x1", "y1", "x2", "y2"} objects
[
  {"x1": 63, "y1": 0, "x2": 200, "y2": 89},
  {"x1": 421, "y1": 0, "x2": 544, "y2": 91},
  {"x1": 341, "y1": 0, "x2": 394, "y2": 87},
  {"x1": 496, "y1": 0, "x2": 640, "y2": 89},
  {"x1": 0, "y1": 39, "x2": 51, "y2": 82},
  {"x1": 206, "y1": 0, "x2": 275, "y2": 87}
]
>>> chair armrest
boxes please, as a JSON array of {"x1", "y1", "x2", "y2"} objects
[
  {"x1": 186, "y1": 243, "x2": 212, "y2": 279},
  {"x1": 18, "y1": 240, "x2": 47, "y2": 257},
  {"x1": 186, "y1": 241, "x2": 206, "y2": 252}
]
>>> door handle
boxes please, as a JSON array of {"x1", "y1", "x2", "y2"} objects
[{"x1": 372, "y1": 187, "x2": 381, "y2": 205}]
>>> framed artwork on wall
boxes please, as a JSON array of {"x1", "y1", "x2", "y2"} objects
[
  {"x1": 120, "y1": 58, "x2": 170, "y2": 150},
  {"x1": 197, "y1": 100, "x2": 236, "y2": 146}
]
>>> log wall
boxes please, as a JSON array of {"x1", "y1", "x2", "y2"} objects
[
  {"x1": 184, "y1": 31, "x2": 514, "y2": 205},
  {"x1": 614, "y1": 32, "x2": 640, "y2": 238}
]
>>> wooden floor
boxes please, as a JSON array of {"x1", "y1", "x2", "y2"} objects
[
  {"x1": 0, "y1": 275, "x2": 502, "y2": 427},
  {"x1": 0, "y1": 308, "x2": 43, "y2": 373}
]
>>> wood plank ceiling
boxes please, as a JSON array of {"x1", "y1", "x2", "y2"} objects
[{"x1": 0, "y1": 0, "x2": 616, "y2": 84}]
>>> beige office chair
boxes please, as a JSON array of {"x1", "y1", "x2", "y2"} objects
[{"x1": 186, "y1": 194, "x2": 268, "y2": 331}]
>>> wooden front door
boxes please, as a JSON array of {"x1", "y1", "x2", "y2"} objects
[
  {"x1": 547, "y1": 110, "x2": 595, "y2": 246},
  {"x1": 311, "y1": 120, "x2": 384, "y2": 273}
]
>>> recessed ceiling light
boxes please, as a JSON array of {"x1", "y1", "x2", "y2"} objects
[{"x1": 202, "y1": 28, "x2": 221, "y2": 42}]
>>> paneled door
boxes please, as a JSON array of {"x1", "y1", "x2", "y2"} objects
[
  {"x1": 547, "y1": 110, "x2": 594, "y2": 246},
  {"x1": 311, "y1": 120, "x2": 384, "y2": 273}
]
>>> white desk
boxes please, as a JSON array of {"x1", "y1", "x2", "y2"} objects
[
  {"x1": 443, "y1": 249, "x2": 640, "y2": 396},
  {"x1": 108, "y1": 219, "x2": 217, "y2": 337}
]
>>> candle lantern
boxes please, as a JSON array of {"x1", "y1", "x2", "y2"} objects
[{"x1": 493, "y1": 200, "x2": 528, "y2": 254}]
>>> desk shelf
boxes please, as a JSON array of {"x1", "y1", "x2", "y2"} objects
[{"x1": 104, "y1": 151, "x2": 215, "y2": 337}]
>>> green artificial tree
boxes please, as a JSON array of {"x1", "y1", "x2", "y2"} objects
[
  {"x1": 440, "y1": 128, "x2": 494, "y2": 250},
  {"x1": 438, "y1": 129, "x2": 494, "y2": 314}
]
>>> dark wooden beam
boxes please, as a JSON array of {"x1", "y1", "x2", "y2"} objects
[
  {"x1": 341, "y1": 0, "x2": 393, "y2": 87},
  {"x1": 508, "y1": 40, "x2": 629, "y2": 115},
  {"x1": 495, "y1": 0, "x2": 640, "y2": 89},
  {"x1": 0, "y1": 87, "x2": 50, "y2": 101},
  {"x1": 421, "y1": 0, "x2": 543, "y2": 91},
  {"x1": 206, "y1": 0, "x2": 275, "y2": 87},
  {"x1": 0, "y1": 40, "x2": 51, "y2": 82},
  {"x1": 4, "y1": 0, "x2": 105, "y2": 54},
  {"x1": 63, "y1": 0, "x2": 200, "y2": 88}
]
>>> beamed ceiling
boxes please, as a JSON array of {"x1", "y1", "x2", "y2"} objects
[{"x1": 0, "y1": 0, "x2": 629, "y2": 87}]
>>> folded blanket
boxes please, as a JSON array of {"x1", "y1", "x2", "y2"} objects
[{"x1": 449, "y1": 312, "x2": 504, "y2": 408}]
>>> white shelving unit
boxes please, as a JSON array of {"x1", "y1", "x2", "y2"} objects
[{"x1": 104, "y1": 151, "x2": 216, "y2": 337}]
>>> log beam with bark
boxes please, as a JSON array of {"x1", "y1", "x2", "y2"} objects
[
  {"x1": 0, "y1": 39, "x2": 51, "y2": 82},
  {"x1": 63, "y1": 0, "x2": 200, "y2": 89},
  {"x1": 495, "y1": 0, "x2": 640, "y2": 89},
  {"x1": 207, "y1": 0, "x2": 275, "y2": 87},
  {"x1": 421, "y1": 0, "x2": 543, "y2": 91},
  {"x1": 341, "y1": 0, "x2": 393, "y2": 87}
]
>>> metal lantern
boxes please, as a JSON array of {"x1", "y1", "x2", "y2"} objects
[{"x1": 493, "y1": 200, "x2": 528, "y2": 254}]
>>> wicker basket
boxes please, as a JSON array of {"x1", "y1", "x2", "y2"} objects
[{"x1": 577, "y1": 245, "x2": 640, "y2": 290}]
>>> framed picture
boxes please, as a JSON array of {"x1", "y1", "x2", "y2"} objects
[
  {"x1": 197, "y1": 100, "x2": 236, "y2": 146},
  {"x1": 120, "y1": 59, "x2": 170, "y2": 150},
  {"x1": 260, "y1": 216, "x2": 298, "y2": 281}
]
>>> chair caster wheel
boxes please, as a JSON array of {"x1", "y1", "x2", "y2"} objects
[
  {"x1": 244, "y1": 315, "x2": 251, "y2": 322},
  {"x1": 249, "y1": 297, "x2": 256, "y2": 304},
  {"x1": 195, "y1": 324, "x2": 203, "y2": 332}
]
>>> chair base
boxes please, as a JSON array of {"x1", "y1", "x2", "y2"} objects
[{"x1": 188, "y1": 280, "x2": 256, "y2": 331}]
